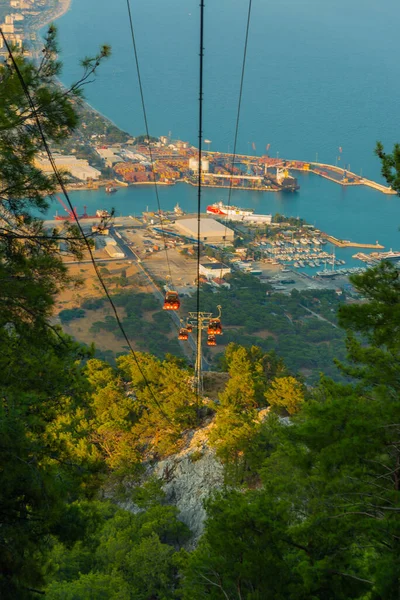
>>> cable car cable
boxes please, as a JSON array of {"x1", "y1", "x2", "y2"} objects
[
  {"x1": 125, "y1": 0, "x2": 175, "y2": 288},
  {"x1": 194, "y1": 0, "x2": 205, "y2": 400},
  {"x1": 221, "y1": 0, "x2": 253, "y2": 250},
  {"x1": 0, "y1": 31, "x2": 173, "y2": 425}
]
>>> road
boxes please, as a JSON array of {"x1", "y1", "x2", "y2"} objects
[
  {"x1": 300, "y1": 304, "x2": 338, "y2": 329},
  {"x1": 65, "y1": 225, "x2": 210, "y2": 369},
  {"x1": 134, "y1": 254, "x2": 210, "y2": 371},
  {"x1": 115, "y1": 228, "x2": 210, "y2": 370}
]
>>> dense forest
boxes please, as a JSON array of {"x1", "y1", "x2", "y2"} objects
[{"x1": 1, "y1": 29, "x2": 400, "y2": 600}]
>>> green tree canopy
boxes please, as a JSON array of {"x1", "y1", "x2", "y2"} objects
[
  {"x1": 182, "y1": 262, "x2": 400, "y2": 599},
  {"x1": 0, "y1": 28, "x2": 110, "y2": 596}
]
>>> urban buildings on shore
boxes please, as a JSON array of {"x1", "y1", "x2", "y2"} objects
[
  {"x1": 0, "y1": 13, "x2": 24, "y2": 53},
  {"x1": 0, "y1": 0, "x2": 68, "y2": 58},
  {"x1": 34, "y1": 154, "x2": 101, "y2": 181}
]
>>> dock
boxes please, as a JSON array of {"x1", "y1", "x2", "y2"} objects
[
  {"x1": 352, "y1": 252, "x2": 377, "y2": 263},
  {"x1": 89, "y1": 142, "x2": 399, "y2": 197}
]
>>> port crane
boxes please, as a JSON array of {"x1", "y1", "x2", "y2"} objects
[{"x1": 55, "y1": 195, "x2": 78, "y2": 220}]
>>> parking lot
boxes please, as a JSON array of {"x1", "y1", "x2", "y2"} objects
[{"x1": 143, "y1": 248, "x2": 198, "y2": 295}]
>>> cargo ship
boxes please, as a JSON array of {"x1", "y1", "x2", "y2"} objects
[{"x1": 274, "y1": 167, "x2": 299, "y2": 192}]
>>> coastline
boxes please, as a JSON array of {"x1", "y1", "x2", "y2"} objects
[
  {"x1": 30, "y1": 0, "x2": 131, "y2": 135},
  {"x1": 33, "y1": 0, "x2": 72, "y2": 37}
]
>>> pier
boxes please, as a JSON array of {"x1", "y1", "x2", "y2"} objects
[
  {"x1": 108, "y1": 143, "x2": 398, "y2": 196},
  {"x1": 199, "y1": 152, "x2": 396, "y2": 195}
]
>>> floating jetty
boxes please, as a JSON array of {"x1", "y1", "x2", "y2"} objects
[
  {"x1": 353, "y1": 252, "x2": 377, "y2": 263},
  {"x1": 322, "y1": 234, "x2": 384, "y2": 249},
  {"x1": 353, "y1": 249, "x2": 400, "y2": 264}
]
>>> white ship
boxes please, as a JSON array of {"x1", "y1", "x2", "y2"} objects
[
  {"x1": 206, "y1": 201, "x2": 254, "y2": 217},
  {"x1": 206, "y1": 201, "x2": 272, "y2": 224},
  {"x1": 174, "y1": 203, "x2": 184, "y2": 215}
]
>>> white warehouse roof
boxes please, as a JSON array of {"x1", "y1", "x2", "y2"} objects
[
  {"x1": 174, "y1": 218, "x2": 234, "y2": 242},
  {"x1": 105, "y1": 244, "x2": 125, "y2": 258}
]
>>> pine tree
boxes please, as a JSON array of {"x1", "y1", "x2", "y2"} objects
[{"x1": 0, "y1": 28, "x2": 110, "y2": 596}]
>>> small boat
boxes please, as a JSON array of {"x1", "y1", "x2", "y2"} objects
[
  {"x1": 174, "y1": 203, "x2": 184, "y2": 215},
  {"x1": 105, "y1": 185, "x2": 117, "y2": 194},
  {"x1": 316, "y1": 270, "x2": 337, "y2": 278},
  {"x1": 96, "y1": 209, "x2": 111, "y2": 218}
]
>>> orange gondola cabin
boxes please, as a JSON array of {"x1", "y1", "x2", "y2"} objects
[
  {"x1": 207, "y1": 335, "x2": 217, "y2": 346},
  {"x1": 186, "y1": 324, "x2": 193, "y2": 333},
  {"x1": 178, "y1": 328, "x2": 189, "y2": 340},
  {"x1": 207, "y1": 318, "x2": 223, "y2": 335},
  {"x1": 163, "y1": 291, "x2": 180, "y2": 311}
]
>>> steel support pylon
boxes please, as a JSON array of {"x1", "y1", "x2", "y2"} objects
[{"x1": 187, "y1": 305, "x2": 222, "y2": 396}]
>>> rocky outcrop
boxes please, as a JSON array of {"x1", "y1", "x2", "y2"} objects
[{"x1": 152, "y1": 421, "x2": 224, "y2": 543}]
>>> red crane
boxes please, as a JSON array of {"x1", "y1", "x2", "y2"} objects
[{"x1": 55, "y1": 195, "x2": 78, "y2": 220}]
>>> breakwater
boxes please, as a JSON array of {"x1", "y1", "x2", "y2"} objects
[{"x1": 322, "y1": 235, "x2": 384, "y2": 249}]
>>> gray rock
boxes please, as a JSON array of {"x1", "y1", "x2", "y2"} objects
[{"x1": 152, "y1": 422, "x2": 224, "y2": 543}]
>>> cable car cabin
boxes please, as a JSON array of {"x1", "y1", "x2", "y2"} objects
[
  {"x1": 186, "y1": 324, "x2": 193, "y2": 333},
  {"x1": 178, "y1": 328, "x2": 189, "y2": 341},
  {"x1": 163, "y1": 291, "x2": 180, "y2": 311},
  {"x1": 207, "y1": 335, "x2": 217, "y2": 347},
  {"x1": 207, "y1": 319, "x2": 223, "y2": 335}
]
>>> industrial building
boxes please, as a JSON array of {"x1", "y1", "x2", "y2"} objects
[
  {"x1": 101, "y1": 236, "x2": 117, "y2": 246},
  {"x1": 105, "y1": 244, "x2": 125, "y2": 258},
  {"x1": 34, "y1": 154, "x2": 101, "y2": 181},
  {"x1": 96, "y1": 147, "x2": 123, "y2": 167},
  {"x1": 173, "y1": 218, "x2": 235, "y2": 244},
  {"x1": 199, "y1": 262, "x2": 231, "y2": 280},
  {"x1": 188, "y1": 157, "x2": 209, "y2": 172}
]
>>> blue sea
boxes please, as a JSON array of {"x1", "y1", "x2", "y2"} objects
[{"x1": 50, "y1": 0, "x2": 400, "y2": 266}]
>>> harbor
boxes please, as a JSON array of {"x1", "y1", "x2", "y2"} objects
[
  {"x1": 56, "y1": 171, "x2": 400, "y2": 274},
  {"x1": 250, "y1": 235, "x2": 368, "y2": 279},
  {"x1": 50, "y1": 0, "x2": 400, "y2": 284},
  {"x1": 87, "y1": 139, "x2": 396, "y2": 196}
]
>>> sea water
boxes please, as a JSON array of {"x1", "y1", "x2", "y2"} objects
[{"x1": 49, "y1": 0, "x2": 400, "y2": 266}]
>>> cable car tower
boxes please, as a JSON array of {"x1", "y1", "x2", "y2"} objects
[{"x1": 179, "y1": 305, "x2": 222, "y2": 395}]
